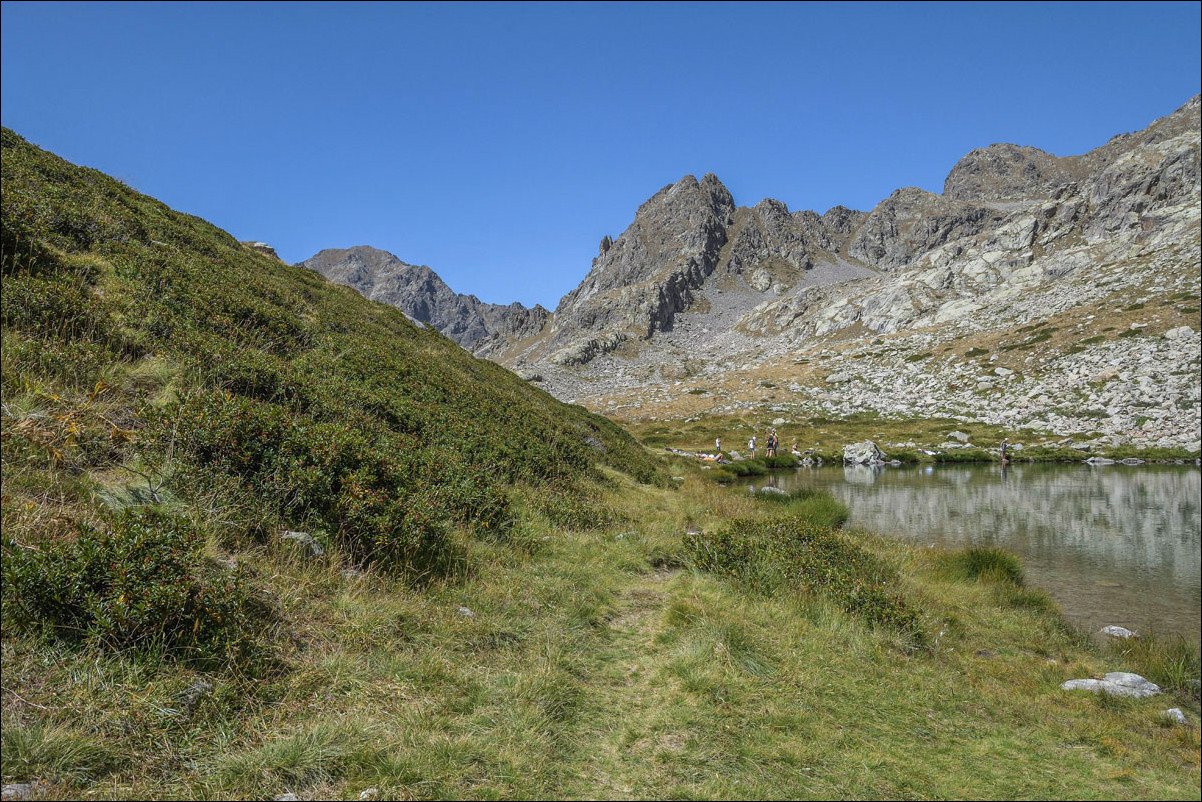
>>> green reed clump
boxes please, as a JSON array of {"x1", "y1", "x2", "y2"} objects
[
  {"x1": 942, "y1": 546, "x2": 1025, "y2": 585},
  {"x1": 684, "y1": 516, "x2": 922, "y2": 638},
  {"x1": 723, "y1": 460, "x2": 768, "y2": 477},
  {"x1": 1105, "y1": 632, "x2": 1201, "y2": 700},
  {"x1": 748, "y1": 488, "x2": 850, "y2": 529}
]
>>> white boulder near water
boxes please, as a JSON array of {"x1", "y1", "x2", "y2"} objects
[
  {"x1": 843, "y1": 440, "x2": 887, "y2": 465},
  {"x1": 1099, "y1": 625, "x2": 1137, "y2": 639},
  {"x1": 1060, "y1": 671, "x2": 1161, "y2": 698}
]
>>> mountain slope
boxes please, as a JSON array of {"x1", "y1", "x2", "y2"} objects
[{"x1": 0, "y1": 127, "x2": 660, "y2": 581}]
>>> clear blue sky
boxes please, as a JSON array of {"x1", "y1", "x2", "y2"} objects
[{"x1": 3, "y1": 1, "x2": 1199, "y2": 308}]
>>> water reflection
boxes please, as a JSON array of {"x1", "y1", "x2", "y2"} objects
[{"x1": 751, "y1": 463, "x2": 1201, "y2": 638}]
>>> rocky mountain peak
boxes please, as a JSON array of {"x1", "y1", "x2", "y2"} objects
[
  {"x1": 942, "y1": 144, "x2": 1085, "y2": 202},
  {"x1": 635, "y1": 173, "x2": 735, "y2": 227},
  {"x1": 301, "y1": 246, "x2": 547, "y2": 354},
  {"x1": 538, "y1": 173, "x2": 738, "y2": 364}
]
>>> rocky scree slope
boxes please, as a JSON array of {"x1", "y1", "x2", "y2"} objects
[{"x1": 301, "y1": 245, "x2": 550, "y2": 354}]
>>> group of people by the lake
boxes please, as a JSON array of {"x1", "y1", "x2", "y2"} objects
[
  {"x1": 713, "y1": 432, "x2": 1012, "y2": 464},
  {"x1": 713, "y1": 430, "x2": 806, "y2": 460}
]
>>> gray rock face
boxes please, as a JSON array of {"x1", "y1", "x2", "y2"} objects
[
  {"x1": 297, "y1": 96, "x2": 1199, "y2": 450},
  {"x1": 847, "y1": 187, "x2": 1006, "y2": 271},
  {"x1": 725, "y1": 199, "x2": 829, "y2": 288},
  {"x1": 301, "y1": 246, "x2": 549, "y2": 354},
  {"x1": 943, "y1": 144, "x2": 1087, "y2": 202},
  {"x1": 544, "y1": 173, "x2": 735, "y2": 364},
  {"x1": 844, "y1": 441, "x2": 887, "y2": 465}
]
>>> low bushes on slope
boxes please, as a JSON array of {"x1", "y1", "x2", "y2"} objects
[{"x1": 2, "y1": 508, "x2": 268, "y2": 668}]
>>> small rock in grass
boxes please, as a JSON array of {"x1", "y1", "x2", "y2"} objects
[
  {"x1": 1099, "y1": 625, "x2": 1137, "y2": 639},
  {"x1": 181, "y1": 679, "x2": 214, "y2": 714},
  {"x1": 280, "y1": 530, "x2": 323, "y2": 557},
  {"x1": 1, "y1": 782, "x2": 40, "y2": 801},
  {"x1": 1160, "y1": 708, "x2": 1187, "y2": 725}
]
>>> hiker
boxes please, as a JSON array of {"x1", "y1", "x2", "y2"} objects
[
  {"x1": 1000, "y1": 438, "x2": 1009, "y2": 464},
  {"x1": 716, "y1": 435, "x2": 721, "y2": 453},
  {"x1": 766, "y1": 430, "x2": 777, "y2": 458},
  {"x1": 749, "y1": 435, "x2": 756, "y2": 457}
]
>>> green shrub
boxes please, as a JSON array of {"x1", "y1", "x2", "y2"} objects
[
  {"x1": 760, "y1": 455, "x2": 799, "y2": 470},
  {"x1": 942, "y1": 547, "x2": 1024, "y2": 585},
  {"x1": 933, "y1": 449, "x2": 992, "y2": 463},
  {"x1": 724, "y1": 460, "x2": 768, "y2": 477},
  {"x1": 1, "y1": 125, "x2": 665, "y2": 583},
  {"x1": 711, "y1": 468, "x2": 737, "y2": 484},
  {"x1": 1, "y1": 508, "x2": 267, "y2": 667}
]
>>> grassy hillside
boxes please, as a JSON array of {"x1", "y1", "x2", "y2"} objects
[
  {"x1": 2, "y1": 130, "x2": 1198, "y2": 800},
  {"x1": 1, "y1": 125, "x2": 661, "y2": 572}
]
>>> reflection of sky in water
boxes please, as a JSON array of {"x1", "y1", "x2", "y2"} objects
[{"x1": 749, "y1": 464, "x2": 1201, "y2": 638}]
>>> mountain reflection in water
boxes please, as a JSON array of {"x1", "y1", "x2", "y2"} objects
[{"x1": 748, "y1": 463, "x2": 1201, "y2": 638}]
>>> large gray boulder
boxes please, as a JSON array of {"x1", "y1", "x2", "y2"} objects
[
  {"x1": 843, "y1": 440, "x2": 887, "y2": 465},
  {"x1": 1060, "y1": 671, "x2": 1161, "y2": 698}
]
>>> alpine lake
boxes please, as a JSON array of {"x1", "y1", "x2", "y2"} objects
[{"x1": 741, "y1": 461, "x2": 1201, "y2": 639}]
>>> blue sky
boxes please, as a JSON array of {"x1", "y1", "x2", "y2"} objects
[{"x1": 2, "y1": 1, "x2": 1199, "y2": 308}]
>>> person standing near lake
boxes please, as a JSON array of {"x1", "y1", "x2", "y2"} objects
[
  {"x1": 749, "y1": 435, "x2": 756, "y2": 457},
  {"x1": 1000, "y1": 437, "x2": 1010, "y2": 464},
  {"x1": 716, "y1": 435, "x2": 721, "y2": 454}
]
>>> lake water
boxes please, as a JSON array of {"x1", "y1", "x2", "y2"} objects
[{"x1": 744, "y1": 462, "x2": 1201, "y2": 639}]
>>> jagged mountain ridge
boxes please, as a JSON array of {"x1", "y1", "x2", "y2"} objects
[
  {"x1": 301, "y1": 245, "x2": 549, "y2": 353},
  {"x1": 510, "y1": 95, "x2": 1199, "y2": 371},
  {"x1": 296, "y1": 96, "x2": 1200, "y2": 448}
]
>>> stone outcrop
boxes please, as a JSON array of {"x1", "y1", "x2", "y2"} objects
[
  {"x1": 943, "y1": 144, "x2": 1087, "y2": 202},
  {"x1": 301, "y1": 246, "x2": 548, "y2": 354},
  {"x1": 243, "y1": 241, "x2": 284, "y2": 261}
]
